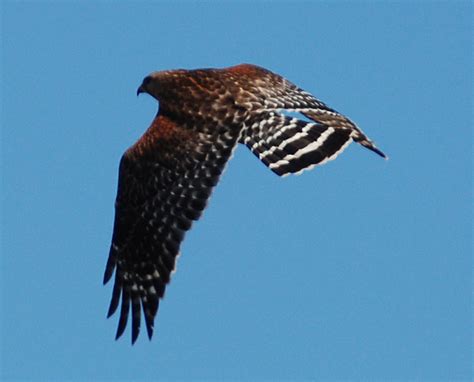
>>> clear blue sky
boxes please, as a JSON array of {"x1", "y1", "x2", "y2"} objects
[{"x1": 1, "y1": 2, "x2": 472, "y2": 380}]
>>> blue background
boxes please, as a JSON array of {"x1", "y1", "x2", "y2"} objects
[{"x1": 2, "y1": 2, "x2": 472, "y2": 380}]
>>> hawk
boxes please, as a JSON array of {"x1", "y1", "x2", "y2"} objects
[{"x1": 103, "y1": 64, "x2": 386, "y2": 343}]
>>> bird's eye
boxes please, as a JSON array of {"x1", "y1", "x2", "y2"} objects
[{"x1": 143, "y1": 76, "x2": 152, "y2": 86}]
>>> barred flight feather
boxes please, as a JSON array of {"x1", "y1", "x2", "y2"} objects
[{"x1": 242, "y1": 112, "x2": 354, "y2": 176}]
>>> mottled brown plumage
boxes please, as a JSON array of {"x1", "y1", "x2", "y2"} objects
[{"x1": 104, "y1": 64, "x2": 386, "y2": 343}]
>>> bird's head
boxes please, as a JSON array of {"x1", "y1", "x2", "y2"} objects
[
  {"x1": 137, "y1": 71, "x2": 170, "y2": 100},
  {"x1": 137, "y1": 74, "x2": 156, "y2": 98},
  {"x1": 137, "y1": 69, "x2": 189, "y2": 101}
]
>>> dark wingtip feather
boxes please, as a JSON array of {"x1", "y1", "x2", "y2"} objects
[
  {"x1": 146, "y1": 320, "x2": 154, "y2": 341},
  {"x1": 359, "y1": 140, "x2": 388, "y2": 160},
  {"x1": 107, "y1": 301, "x2": 118, "y2": 319},
  {"x1": 115, "y1": 286, "x2": 130, "y2": 340},
  {"x1": 131, "y1": 328, "x2": 139, "y2": 345},
  {"x1": 131, "y1": 288, "x2": 141, "y2": 345},
  {"x1": 143, "y1": 298, "x2": 158, "y2": 340},
  {"x1": 107, "y1": 295, "x2": 119, "y2": 319},
  {"x1": 103, "y1": 267, "x2": 113, "y2": 285},
  {"x1": 103, "y1": 251, "x2": 117, "y2": 285},
  {"x1": 370, "y1": 145, "x2": 388, "y2": 159},
  {"x1": 106, "y1": 271, "x2": 122, "y2": 318}
]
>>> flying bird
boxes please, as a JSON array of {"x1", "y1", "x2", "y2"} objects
[{"x1": 103, "y1": 64, "x2": 386, "y2": 344}]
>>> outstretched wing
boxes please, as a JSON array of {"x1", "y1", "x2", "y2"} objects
[
  {"x1": 235, "y1": 64, "x2": 385, "y2": 176},
  {"x1": 103, "y1": 112, "x2": 241, "y2": 344}
]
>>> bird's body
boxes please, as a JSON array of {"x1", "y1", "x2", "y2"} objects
[{"x1": 104, "y1": 64, "x2": 386, "y2": 343}]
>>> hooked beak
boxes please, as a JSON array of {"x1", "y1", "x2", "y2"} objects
[
  {"x1": 137, "y1": 85, "x2": 145, "y2": 97},
  {"x1": 137, "y1": 75, "x2": 152, "y2": 97}
]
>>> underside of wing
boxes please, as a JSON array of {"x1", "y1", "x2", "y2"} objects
[{"x1": 103, "y1": 112, "x2": 241, "y2": 343}]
